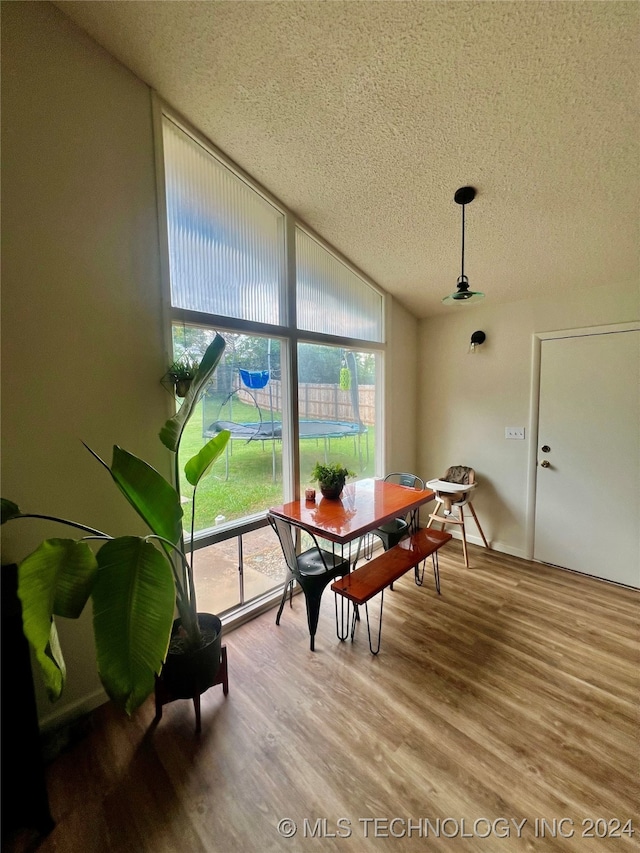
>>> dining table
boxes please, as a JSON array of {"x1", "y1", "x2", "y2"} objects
[
  {"x1": 268, "y1": 477, "x2": 439, "y2": 651},
  {"x1": 268, "y1": 477, "x2": 436, "y2": 558}
]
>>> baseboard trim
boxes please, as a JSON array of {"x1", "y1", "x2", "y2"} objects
[
  {"x1": 39, "y1": 687, "x2": 107, "y2": 734},
  {"x1": 423, "y1": 525, "x2": 528, "y2": 561}
]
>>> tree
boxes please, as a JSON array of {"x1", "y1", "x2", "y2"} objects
[{"x1": 298, "y1": 344, "x2": 342, "y2": 384}]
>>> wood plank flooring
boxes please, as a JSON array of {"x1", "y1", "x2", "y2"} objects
[{"x1": 9, "y1": 541, "x2": 639, "y2": 852}]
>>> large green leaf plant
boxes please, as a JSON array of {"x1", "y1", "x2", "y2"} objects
[{"x1": 1, "y1": 334, "x2": 230, "y2": 715}]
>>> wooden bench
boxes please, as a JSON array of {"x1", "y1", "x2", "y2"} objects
[{"x1": 331, "y1": 527, "x2": 452, "y2": 654}]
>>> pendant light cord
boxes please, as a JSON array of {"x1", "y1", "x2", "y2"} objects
[{"x1": 461, "y1": 202, "x2": 465, "y2": 280}]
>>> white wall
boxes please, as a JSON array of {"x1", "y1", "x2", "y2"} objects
[
  {"x1": 385, "y1": 297, "x2": 419, "y2": 474},
  {"x1": 1, "y1": 1, "x2": 171, "y2": 728},
  {"x1": 418, "y1": 282, "x2": 640, "y2": 557}
]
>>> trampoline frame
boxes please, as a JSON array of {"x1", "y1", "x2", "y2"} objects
[{"x1": 205, "y1": 417, "x2": 369, "y2": 480}]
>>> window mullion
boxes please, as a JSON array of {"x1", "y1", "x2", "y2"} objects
[{"x1": 284, "y1": 212, "x2": 300, "y2": 501}]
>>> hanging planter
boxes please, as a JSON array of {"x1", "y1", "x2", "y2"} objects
[
  {"x1": 339, "y1": 367, "x2": 351, "y2": 391},
  {"x1": 165, "y1": 357, "x2": 199, "y2": 398}
]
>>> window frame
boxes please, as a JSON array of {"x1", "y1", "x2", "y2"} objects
[{"x1": 153, "y1": 96, "x2": 386, "y2": 554}]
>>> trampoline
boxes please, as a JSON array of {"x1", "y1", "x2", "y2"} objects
[
  {"x1": 205, "y1": 418, "x2": 369, "y2": 475},
  {"x1": 209, "y1": 419, "x2": 366, "y2": 442},
  {"x1": 204, "y1": 420, "x2": 369, "y2": 480},
  {"x1": 205, "y1": 348, "x2": 369, "y2": 479}
]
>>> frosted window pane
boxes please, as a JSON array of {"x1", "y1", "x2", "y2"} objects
[
  {"x1": 163, "y1": 117, "x2": 285, "y2": 324},
  {"x1": 296, "y1": 229, "x2": 383, "y2": 342}
]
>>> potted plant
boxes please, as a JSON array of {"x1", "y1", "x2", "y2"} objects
[
  {"x1": 1, "y1": 335, "x2": 231, "y2": 718},
  {"x1": 311, "y1": 461, "x2": 355, "y2": 500},
  {"x1": 167, "y1": 356, "x2": 200, "y2": 397}
]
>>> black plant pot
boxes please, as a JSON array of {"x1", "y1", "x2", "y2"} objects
[
  {"x1": 155, "y1": 613, "x2": 228, "y2": 733},
  {"x1": 320, "y1": 483, "x2": 344, "y2": 500},
  {"x1": 174, "y1": 378, "x2": 192, "y2": 398},
  {"x1": 160, "y1": 612, "x2": 222, "y2": 700}
]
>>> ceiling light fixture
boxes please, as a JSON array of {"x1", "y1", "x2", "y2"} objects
[{"x1": 443, "y1": 186, "x2": 485, "y2": 305}]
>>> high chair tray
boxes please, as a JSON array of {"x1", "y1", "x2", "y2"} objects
[{"x1": 426, "y1": 479, "x2": 475, "y2": 493}]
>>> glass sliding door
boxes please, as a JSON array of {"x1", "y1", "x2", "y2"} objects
[
  {"x1": 190, "y1": 525, "x2": 285, "y2": 616},
  {"x1": 173, "y1": 325, "x2": 287, "y2": 613}
]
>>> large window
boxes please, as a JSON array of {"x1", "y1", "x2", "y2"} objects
[{"x1": 160, "y1": 108, "x2": 385, "y2": 620}]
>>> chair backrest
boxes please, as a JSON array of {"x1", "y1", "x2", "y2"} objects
[
  {"x1": 267, "y1": 513, "x2": 331, "y2": 576},
  {"x1": 267, "y1": 513, "x2": 299, "y2": 576},
  {"x1": 442, "y1": 466, "x2": 475, "y2": 486},
  {"x1": 384, "y1": 472, "x2": 426, "y2": 490}
]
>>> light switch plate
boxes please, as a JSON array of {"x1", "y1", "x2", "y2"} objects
[{"x1": 505, "y1": 427, "x2": 525, "y2": 439}]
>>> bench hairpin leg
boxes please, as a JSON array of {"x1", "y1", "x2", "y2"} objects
[
  {"x1": 432, "y1": 551, "x2": 441, "y2": 594},
  {"x1": 350, "y1": 603, "x2": 359, "y2": 641},
  {"x1": 364, "y1": 590, "x2": 384, "y2": 655},
  {"x1": 335, "y1": 593, "x2": 351, "y2": 641},
  {"x1": 364, "y1": 533, "x2": 374, "y2": 560},
  {"x1": 414, "y1": 558, "x2": 426, "y2": 586}
]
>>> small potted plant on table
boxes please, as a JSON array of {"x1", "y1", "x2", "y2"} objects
[{"x1": 311, "y1": 461, "x2": 355, "y2": 500}]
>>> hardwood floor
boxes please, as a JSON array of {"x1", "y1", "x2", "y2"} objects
[{"x1": 10, "y1": 541, "x2": 639, "y2": 852}]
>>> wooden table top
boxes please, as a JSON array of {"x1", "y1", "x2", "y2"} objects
[{"x1": 269, "y1": 477, "x2": 435, "y2": 545}]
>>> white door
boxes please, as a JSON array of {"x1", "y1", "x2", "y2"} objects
[{"x1": 534, "y1": 329, "x2": 640, "y2": 587}]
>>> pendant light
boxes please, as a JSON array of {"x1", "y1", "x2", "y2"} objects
[{"x1": 442, "y1": 186, "x2": 485, "y2": 305}]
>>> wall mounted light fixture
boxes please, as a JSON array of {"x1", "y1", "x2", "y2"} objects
[
  {"x1": 443, "y1": 186, "x2": 485, "y2": 305},
  {"x1": 469, "y1": 330, "x2": 486, "y2": 354}
]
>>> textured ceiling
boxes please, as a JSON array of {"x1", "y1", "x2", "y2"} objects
[{"x1": 55, "y1": 1, "x2": 639, "y2": 318}]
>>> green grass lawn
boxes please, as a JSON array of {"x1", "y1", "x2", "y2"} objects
[{"x1": 178, "y1": 396, "x2": 375, "y2": 531}]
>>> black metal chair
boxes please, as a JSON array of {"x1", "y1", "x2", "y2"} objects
[
  {"x1": 375, "y1": 472, "x2": 425, "y2": 548},
  {"x1": 355, "y1": 473, "x2": 426, "y2": 573},
  {"x1": 267, "y1": 513, "x2": 351, "y2": 651}
]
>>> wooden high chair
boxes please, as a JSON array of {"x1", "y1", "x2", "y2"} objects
[{"x1": 426, "y1": 466, "x2": 489, "y2": 567}]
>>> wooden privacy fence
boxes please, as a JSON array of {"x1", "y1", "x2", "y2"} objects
[{"x1": 237, "y1": 380, "x2": 375, "y2": 426}]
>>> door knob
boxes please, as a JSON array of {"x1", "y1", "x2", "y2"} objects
[{"x1": 540, "y1": 460, "x2": 551, "y2": 468}]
